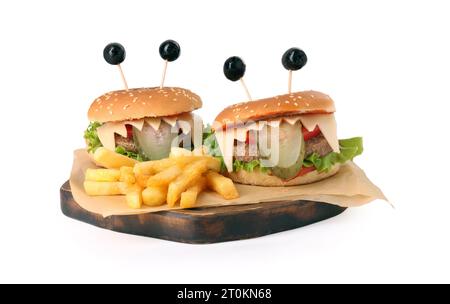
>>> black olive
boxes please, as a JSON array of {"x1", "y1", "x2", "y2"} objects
[
  {"x1": 103, "y1": 42, "x2": 126, "y2": 65},
  {"x1": 223, "y1": 56, "x2": 246, "y2": 81},
  {"x1": 282, "y1": 47, "x2": 307, "y2": 71},
  {"x1": 159, "y1": 40, "x2": 181, "y2": 62}
]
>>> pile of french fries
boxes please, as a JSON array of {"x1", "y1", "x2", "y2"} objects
[{"x1": 84, "y1": 147, "x2": 239, "y2": 209}]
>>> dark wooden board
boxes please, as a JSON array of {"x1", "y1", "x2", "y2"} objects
[{"x1": 60, "y1": 181, "x2": 346, "y2": 244}]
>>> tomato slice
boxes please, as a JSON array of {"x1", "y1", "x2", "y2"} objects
[
  {"x1": 245, "y1": 131, "x2": 257, "y2": 145},
  {"x1": 283, "y1": 166, "x2": 316, "y2": 181},
  {"x1": 126, "y1": 124, "x2": 133, "y2": 139},
  {"x1": 302, "y1": 125, "x2": 321, "y2": 141},
  {"x1": 297, "y1": 166, "x2": 316, "y2": 177}
]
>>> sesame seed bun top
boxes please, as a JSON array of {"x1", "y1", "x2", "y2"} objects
[
  {"x1": 88, "y1": 87, "x2": 202, "y2": 123},
  {"x1": 214, "y1": 90, "x2": 335, "y2": 128}
]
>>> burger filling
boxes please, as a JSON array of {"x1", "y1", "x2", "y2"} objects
[
  {"x1": 203, "y1": 123, "x2": 363, "y2": 180},
  {"x1": 84, "y1": 121, "x2": 191, "y2": 161}
]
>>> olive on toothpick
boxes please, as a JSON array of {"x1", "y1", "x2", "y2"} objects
[
  {"x1": 159, "y1": 39, "x2": 181, "y2": 88},
  {"x1": 282, "y1": 47, "x2": 307, "y2": 94},
  {"x1": 223, "y1": 56, "x2": 252, "y2": 101},
  {"x1": 103, "y1": 42, "x2": 129, "y2": 91}
]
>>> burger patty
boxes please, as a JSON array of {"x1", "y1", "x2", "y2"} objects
[
  {"x1": 233, "y1": 133, "x2": 333, "y2": 162},
  {"x1": 234, "y1": 144, "x2": 260, "y2": 162},
  {"x1": 115, "y1": 134, "x2": 138, "y2": 153},
  {"x1": 305, "y1": 134, "x2": 333, "y2": 157}
]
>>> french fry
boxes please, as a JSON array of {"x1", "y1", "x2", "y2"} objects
[
  {"x1": 202, "y1": 156, "x2": 221, "y2": 172},
  {"x1": 120, "y1": 166, "x2": 136, "y2": 184},
  {"x1": 93, "y1": 147, "x2": 138, "y2": 169},
  {"x1": 142, "y1": 186, "x2": 167, "y2": 207},
  {"x1": 85, "y1": 168, "x2": 120, "y2": 182},
  {"x1": 180, "y1": 177, "x2": 207, "y2": 208},
  {"x1": 206, "y1": 171, "x2": 239, "y2": 200},
  {"x1": 133, "y1": 158, "x2": 177, "y2": 175},
  {"x1": 167, "y1": 160, "x2": 209, "y2": 207},
  {"x1": 126, "y1": 184, "x2": 143, "y2": 209},
  {"x1": 83, "y1": 181, "x2": 129, "y2": 196},
  {"x1": 169, "y1": 147, "x2": 192, "y2": 158},
  {"x1": 146, "y1": 165, "x2": 182, "y2": 187},
  {"x1": 135, "y1": 174, "x2": 151, "y2": 188},
  {"x1": 133, "y1": 155, "x2": 220, "y2": 176}
]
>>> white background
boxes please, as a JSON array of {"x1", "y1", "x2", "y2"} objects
[{"x1": 0, "y1": 0, "x2": 449, "y2": 283}]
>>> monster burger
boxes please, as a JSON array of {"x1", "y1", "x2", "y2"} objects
[
  {"x1": 84, "y1": 87, "x2": 202, "y2": 161},
  {"x1": 205, "y1": 90, "x2": 363, "y2": 186}
]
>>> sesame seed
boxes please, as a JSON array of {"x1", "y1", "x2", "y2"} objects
[
  {"x1": 305, "y1": 102, "x2": 310, "y2": 106},
  {"x1": 236, "y1": 115, "x2": 240, "y2": 118},
  {"x1": 105, "y1": 96, "x2": 111, "y2": 100},
  {"x1": 142, "y1": 102, "x2": 146, "y2": 105},
  {"x1": 263, "y1": 104, "x2": 268, "y2": 108},
  {"x1": 285, "y1": 100, "x2": 290, "y2": 104},
  {"x1": 129, "y1": 93, "x2": 134, "y2": 97},
  {"x1": 123, "y1": 104, "x2": 130, "y2": 110},
  {"x1": 294, "y1": 102, "x2": 298, "y2": 106},
  {"x1": 236, "y1": 108, "x2": 241, "y2": 112},
  {"x1": 109, "y1": 110, "x2": 113, "y2": 115},
  {"x1": 244, "y1": 106, "x2": 249, "y2": 110},
  {"x1": 173, "y1": 98, "x2": 177, "y2": 101},
  {"x1": 277, "y1": 102, "x2": 281, "y2": 106},
  {"x1": 148, "y1": 95, "x2": 152, "y2": 99},
  {"x1": 164, "y1": 94, "x2": 169, "y2": 97},
  {"x1": 95, "y1": 109, "x2": 99, "y2": 112},
  {"x1": 298, "y1": 96, "x2": 303, "y2": 99},
  {"x1": 132, "y1": 97, "x2": 138, "y2": 103},
  {"x1": 250, "y1": 110, "x2": 254, "y2": 113},
  {"x1": 310, "y1": 94, "x2": 315, "y2": 98},
  {"x1": 114, "y1": 93, "x2": 118, "y2": 96}
]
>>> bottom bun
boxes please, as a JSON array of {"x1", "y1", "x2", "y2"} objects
[{"x1": 228, "y1": 163, "x2": 341, "y2": 186}]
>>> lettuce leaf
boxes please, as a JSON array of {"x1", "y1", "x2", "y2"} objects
[
  {"x1": 233, "y1": 159, "x2": 269, "y2": 173},
  {"x1": 203, "y1": 126, "x2": 227, "y2": 172},
  {"x1": 303, "y1": 137, "x2": 363, "y2": 172},
  {"x1": 84, "y1": 121, "x2": 103, "y2": 153},
  {"x1": 115, "y1": 146, "x2": 147, "y2": 162}
]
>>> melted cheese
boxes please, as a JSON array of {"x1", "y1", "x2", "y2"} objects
[
  {"x1": 97, "y1": 122, "x2": 129, "y2": 151},
  {"x1": 162, "y1": 116, "x2": 177, "y2": 127},
  {"x1": 214, "y1": 128, "x2": 235, "y2": 172},
  {"x1": 298, "y1": 114, "x2": 339, "y2": 152},
  {"x1": 215, "y1": 113, "x2": 339, "y2": 172},
  {"x1": 145, "y1": 118, "x2": 161, "y2": 131}
]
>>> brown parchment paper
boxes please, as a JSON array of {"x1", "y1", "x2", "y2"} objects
[{"x1": 69, "y1": 149, "x2": 387, "y2": 217}]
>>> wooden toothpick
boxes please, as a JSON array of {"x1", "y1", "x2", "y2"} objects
[
  {"x1": 288, "y1": 70, "x2": 293, "y2": 94},
  {"x1": 117, "y1": 64, "x2": 129, "y2": 91},
  {"x1": 240, "y1": 78, "x2": 252, "y2": 101},
  {"x1": 160, "y1": 60, "x2": 168, "y2": 89}
]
